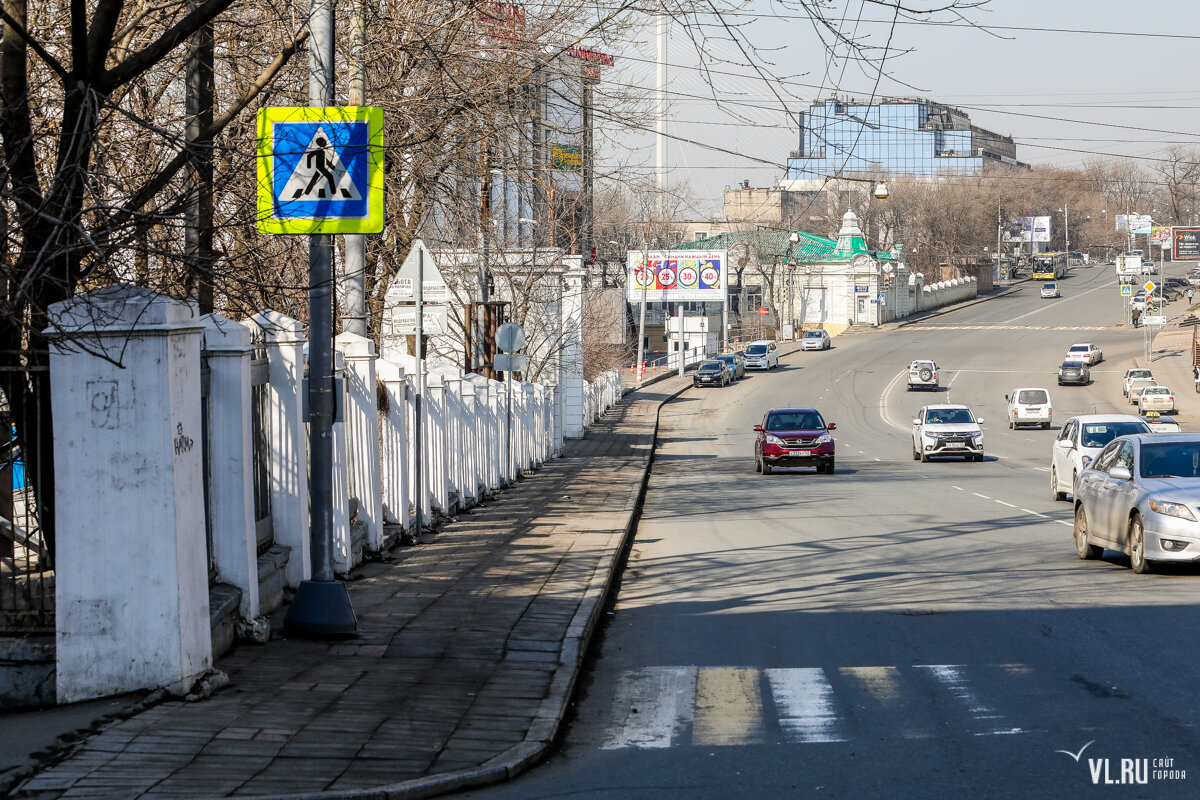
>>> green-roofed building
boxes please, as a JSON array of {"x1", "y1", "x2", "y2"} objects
[{"x1": 674, "y1": 210, "x2": 908, "y2": 337}]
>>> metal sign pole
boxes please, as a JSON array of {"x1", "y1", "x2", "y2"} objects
[
  {"x1": 506, "y1": 368, "x2": 513, "y2": 480},
  {"x1": 284, "y1": 0, "x2": 356, "y2": 637},
  {"x1": 677, "y1": 310, "x2": 685, "y2": 376}
]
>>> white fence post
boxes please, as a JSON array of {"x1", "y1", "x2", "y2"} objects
[
  {"x1": 49, "y1": 286, "x2": 211, "y2": 702},
  {"x1": 561, "y1": 263, "x2": 586, "y2": 438},
  {"x1": 426, "y1": 375, "x2": 449, "y2": 513},
  {"x1": 331, "y1": 351, "x2": 354, "y2": 574},
  {"x1": 246, "y1": 311, "x2": 309, "y2": 588},
  {"x1": 376, "y1": 359, "x2": 410, "y2": 534},
  {"x1": 201, "y1": 314, "x2": 260, "y2": 622},
  {"x1": 335, "y1": 333, "x2": 384, "y2": 553}
]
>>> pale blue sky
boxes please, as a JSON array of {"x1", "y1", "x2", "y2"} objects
[{"x1": 600, "y1": 0, "x2": 1200, "y2": 215}]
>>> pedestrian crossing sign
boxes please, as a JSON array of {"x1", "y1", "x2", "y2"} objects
[
  {"x1": 256, "y1": 106, "x2": 384, "y2": 234},
  {"x1": 1120, "y1": 284, "x2": 1132, "y2": 297}
]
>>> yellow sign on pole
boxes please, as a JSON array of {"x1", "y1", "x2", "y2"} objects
[{"x1": 256, "y1": 106, "x2": 384, "y2": 234}]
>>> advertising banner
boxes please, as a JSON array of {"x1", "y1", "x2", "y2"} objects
[
  {"x1": 1151, "y1": 226, "x2": 1172, "y2": 246},
  {"x1": 1172, "y1": 227, "x2": 1200, "y2": 261},
  {"x1": 1129, "y1": 214, "x2": 1153, "y2": 234},
  {"x1": 551, "y1": 144, "x2": 583, "y2": 173},
  {"x1": 627, "y1": 250, "x2": 727, "y2": 302},
  {"x1": 1115, "y1": 214, "x2": 1128, "y2": 232},
  {"x1": 1001, "y1": 217, "x2": 1051, "y2": 243}
]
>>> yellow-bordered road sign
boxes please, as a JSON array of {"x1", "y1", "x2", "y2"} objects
[
  {"x1": 1120, "y1": 284, "x2": 1132, "y2": 296},
  {"x1": 1143, "y1": 280, "x2": 1157, "y2": 294},
  {"x1": 256, "y1": 106, "x2": 384, "y2": 234}
]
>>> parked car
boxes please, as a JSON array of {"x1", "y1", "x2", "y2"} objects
[
  {"x1": 1058, "y1": 360, "x2": 1090, "y2": 386},
  {"x1": 911, "y1": 404, "x2": 985, "y2": 462},
  {"x1": 1005, "y1": 387, "x2": 1053, "y2": 429},
  {"x1": 907, "y1": 359, "x2": 939, "y2": 391},
  {"x1": 1122, "y1": 368, "x2": 1154, "y2": 398},
  {"x1": 1040, "y1": 282, "x2": 1061, "y2": 299},
  {"x1": 714, "y1": 352, "x2": 746, "y2": 380},
  {"x1": 1131, "y1": 291, "x2": 1147, "y2": 311},
  {"x1": 693, "y1": 359, "x2": 731, "y2": 388},
  {"x1": 1051, "y1": 414, "x2": 1151, "y2": 501},
  {"x1": 1065, "y1": 342, "x2": 1103, "y2": 365},
  {"x1": 1142, "y1": 412, "x2": 1182, "y2": 433},
  {"x1": 1128, "y1": 379, "x2": 1159, "y2": 406},
  {"x1": 754, "y1": 408, "x2": 836, "y2": 475},
  {"x1": 743, "y1": 340, "x2": 779, "y2": 370},
  {"x1": 800, "y1": 329, "x2": 832, "y2": 351},
  {"x1": 1138, "y1": 385, "x2": 1176, "y2": 415},
  {"x1": 1072, "y1": 434, "x2": 1200, "y2": 573}
]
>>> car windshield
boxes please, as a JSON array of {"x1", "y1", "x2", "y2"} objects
[
  {"x1": 699, "y1": 361, "x2": 723, "y2": 371},
  {"x1": 804, "y1": 331, "x2": 823, "y2": 338},
  {"x1": 1068, "y1": 346, "x2": 1089, "y2": 353},
  {"x1": 912, "y1": 362, "x2": 934, "y2": 370},
  {"x1": 716, "y1": 355, "x2": 734, "y2": 363},
  {"x1": 767, "y1": 412, "x2": 825, "y2": 431},
  {"x1": 1081, "y1": 421, "x2": 1150, "y2": 448},
  {"x1": 925, "y1": 408, "x2": 974, "y2": 425},
  {"x1": 1017, "y1": 390, "x2": 1049, "y2": 404},
  {"x1": 1144, "y1": 388, "x2": 1170, "y2": 395},
  {"x1": 1042, "y1": 283, "x2": 1055, "y2": 289},
  {"x1": 746, "y1": 345, "x2": 766, "y2": 355},
  {"x1": 1062, "y1": 361, "x2": 1085, "y2": 369},
  {"x1": 1129, "y1": 370, "x2": 1152, "y2": 380},
  {"x1": 1141, "y1": 442, "x2": 1200, "y2": 478}
]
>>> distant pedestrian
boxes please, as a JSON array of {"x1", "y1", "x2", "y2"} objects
[
  {"x1": 1194, "y1": 366, "x2": 1199, "y2": 394},
  {"x1": 1132, "y1": 307, "x2": 1142, "y2": 328},
  {"x1": 1189, "y1": 288, "x2": 1195, "y2": 304}
]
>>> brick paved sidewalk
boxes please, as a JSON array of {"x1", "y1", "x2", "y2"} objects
[{"x1": 11, "y1": 377, "x2": 692, "y2": 800}]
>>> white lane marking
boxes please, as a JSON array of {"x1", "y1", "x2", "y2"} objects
[
  {"x1": 692, "y1": 667, "x2": 767, "y2": 747},
  {"x1": 602, "y1": 667, "x2": 697, "y2": 750},
  {"x1": 879, "y1": 369, "x2": 910, "y2": 433},
  {"x1": 916, "y1": 665, "x2": 1017, "y2": 736},
  {"x1": 1020, "y1": 508, "x2": 1049, "y2": 518},
  {"x1": 995, "y1": 500, "x2": 1017, "y2": 508},
  {"x1": 972, "y1": 493, "x2": 991, "y2": 500},
  {"x1": 766, "y1": 668, "x2": 846, "y2": 743},
  {"x1": 951, "y1": 485, "x2": 964, "y2": 491},
  {"x1": 1055, "y1": 520, "x2": 1073, "y2": 527},
  {"x1": 1032, "y1": 467, "x2": 1050, "y2": 472}
]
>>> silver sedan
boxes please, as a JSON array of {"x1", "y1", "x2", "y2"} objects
[{"x1": 1073, "y1": 434, "x2": 1200, "y2": 574}]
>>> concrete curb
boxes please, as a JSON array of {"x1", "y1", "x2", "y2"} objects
[{"x1": 243, "y1": 378, "x2": 697, "y2": 800}]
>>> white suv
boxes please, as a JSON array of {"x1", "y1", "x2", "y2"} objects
[
  {"x1": 743, "y1": 340, "x2": 779, "y2": 370},
  {"x1": 912, "y1": 404, "x2": 985, "y2": 462},
  {"x1": 1050, "y1": 414, "x2": 1151, "y2": 501},
  {"x1": 907, "y1": 360, "x2": 939, "y2": 391},
  {"x1": 1122, "y1": 368, "x2": 1153, "y2": 398}
]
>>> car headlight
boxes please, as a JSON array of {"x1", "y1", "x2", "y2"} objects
[
  {"x1": 923, "y1": 432, "x2": 938, "y2": 441},
  {"x1": 1148, "y1": 499, "x2": 1197, "y2": 521},
  {"x1": 765, "y1": 434, "x2": 785, "y2": 446},
  {"x1": 814, "y1": 432, "x2": 832, "y2": 444},
  {"x1": 972, "y1": 432, "x2": 984, "y2": 441}
]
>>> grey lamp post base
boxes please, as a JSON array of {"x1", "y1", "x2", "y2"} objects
[{"x1": 283, "y1": 579, "x2": 357, "y2": 638}]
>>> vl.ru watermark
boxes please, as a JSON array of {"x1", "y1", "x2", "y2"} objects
[{"x1": 1057, "y1": 741, "x2": 1187, "y2": 785}]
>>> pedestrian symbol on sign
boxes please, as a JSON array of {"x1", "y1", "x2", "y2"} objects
[{"x1": 282, "y1": 129, "x2": 362, "y2": 202}]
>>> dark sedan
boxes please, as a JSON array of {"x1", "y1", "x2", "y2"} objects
[
  {"x1": 714, "y1": 352, "x2": 746, "y2": 380},
  {"x1": 693, "y1": 359, "x2": 731, "y2": 387},
  {"x1": 1058, "y1": 360, "x2": 1090, "y2": 386}
]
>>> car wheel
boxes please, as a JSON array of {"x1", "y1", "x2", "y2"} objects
[
  {"x1": 1008, "y1": 420, "x2": 1015, "y2": 430},
  {"x1": 1042, "y1": 422, "x2": 1050, "y2": 430},
  {"x1": 1051, "y1": 468, "x2": 1067, "y2": 502},
  {"x1": 912, "y1": 444, "x2": 920, "y2": 461},
  {"x1": 755, "y1": 456, "x2": 762, "y2": 474},
  {"x1": 762, "y1": 461, "x2": 772, "y2": 475},
  {"x1": 973, "y1": 454, "x2": 984, "y2": 462},
  {"x1": 920, "y1": 451, "x2": 930, "y2": 463},
  {"x1": 1130, "y1": 514, "x2": 1153, "y2": 574},
  {"x1": 1072, "y1": 471, "x2": 1079, "y2": 496},
  {"x1": 1074, "y1": 505, "x2": 1102, "y2": 560}
]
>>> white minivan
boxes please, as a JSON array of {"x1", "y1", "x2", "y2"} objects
[{"x1": 1005, "y1": 387, "x2": 1053, "y2": 429}]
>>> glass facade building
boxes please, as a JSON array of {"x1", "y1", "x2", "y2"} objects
[{"x1": 787, "y1": 98, "x2": 1025, "y2": 180}]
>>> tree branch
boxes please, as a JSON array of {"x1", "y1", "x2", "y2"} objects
[{"x1": 100, "y1": 0, "x2": 236, "y2": 91}]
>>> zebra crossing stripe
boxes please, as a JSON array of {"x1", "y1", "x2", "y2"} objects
[
  {"x1": 840, "y1": 665, "x2": 901, "y2": 707},
  {"x1": 601, "y1": 666, "x2": 696, "y2": 749},
  {"x1": 765, "y1": 667, "x2": 846, "y2": 743},
  {"x1": 916, "y1": 664, "x2": 1020, "y2": 736},
  {"x1": 693, "y1": 667, "x2": 767, "y2": 746}
]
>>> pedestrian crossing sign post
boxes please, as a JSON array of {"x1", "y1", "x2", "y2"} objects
[
  {"x1": 1120, "y1": 284, "x2": 1132, "y2": 297},
  {"x1": 256, "y1": 106, "x2": 384, "y2": 234}
]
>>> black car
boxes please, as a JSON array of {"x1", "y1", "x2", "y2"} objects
[
  {"x1": 1058, "y1": 359, "x2": 1090, "y2": 386},
  {"x1": 714, "y1": 352, "x2": 746, "y2": 380},
  {"x1": 693, "y1": 359, "x2": 731, "y2": 387}
]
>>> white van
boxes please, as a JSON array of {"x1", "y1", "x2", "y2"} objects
[{"x1": 1005, "y1": 387, "x2": 1053, "y2": 429}]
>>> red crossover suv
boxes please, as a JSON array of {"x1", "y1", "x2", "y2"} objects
[{"x1": 754, "y1": 407, "x2": 837, "y2": 475}]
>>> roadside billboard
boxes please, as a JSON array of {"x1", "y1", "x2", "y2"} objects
[
  {"x1": 626, "y1": 250, "x2": 727, "y2": 302},
  {"x1": 1001, "y1": 216, "x2": 1051, "y2": 243},
  {"x1": 1151, "y1": 226, "x2": 1171, "y2": 245},
  {"x1": 1128, "y1": 214, "x2": 1153, "y2": 234},
  {"x1": 1172, "y1": 227, "x2": 1200, "y2": 261}
]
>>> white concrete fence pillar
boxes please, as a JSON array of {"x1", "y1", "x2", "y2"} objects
[
  {"x1": 335, "y1": 333, "x2": 384, "y2": 553},
  {"x1": 561, "y1": 263, "x2": 586, "y2": 438},
  {"x1": 376, "y1": 359, "x2": 410, "y2": 534},
  {"x1": 201, "y1": 314, "x2": 260, "y2": 622},
  {"x1": 246, "y1": 311, "x2": 309, "y2": 588},
  {"x1": 49, "y1": 286, "x2": 211, "y2": 702},
  {"x1": 331, "y1": 351, "x2": 354, "y2": 574},
  {"x1": 426, "y1": 375, "x2": 449, "y2": 513}
]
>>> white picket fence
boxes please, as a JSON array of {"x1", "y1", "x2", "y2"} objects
[{"x1": 46, "y1": 286, "x2": 622, "y2": 703}]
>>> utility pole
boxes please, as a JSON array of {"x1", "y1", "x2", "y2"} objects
[
  {"x1": 342, "y1": 0, "x2": 367, "y2": 336},
  {"x1": 185, "y1": 10, "x2": 214, "y2": 314},
  {"x1": 656, "y1": 9, "x2": 667, "y2": 215},
  {"x1": 283, "y1": 0, "x2": 357, "y2": 638}
]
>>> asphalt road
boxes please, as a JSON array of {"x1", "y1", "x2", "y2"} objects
[{"x1": 462, "y1": 262, "x2": 1200, "y2": 799}]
